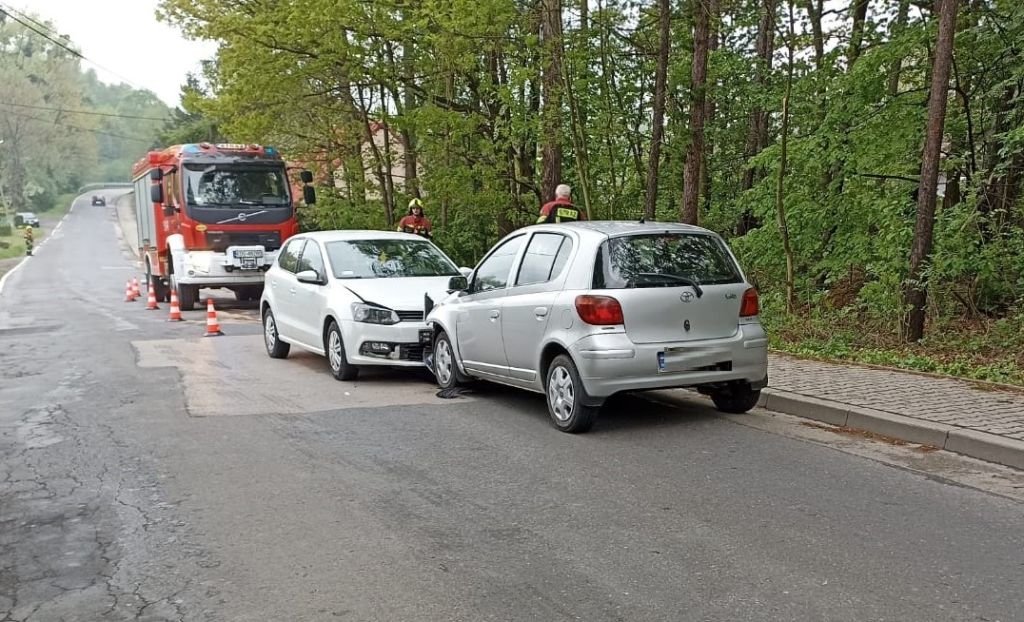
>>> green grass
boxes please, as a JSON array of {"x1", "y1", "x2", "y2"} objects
[
  {"x1": 763, "y1": 307, "x2": 1024, "y2": 387},
  {"x1": 0, "y1": 193, "x2": 78, "y2": 260}
]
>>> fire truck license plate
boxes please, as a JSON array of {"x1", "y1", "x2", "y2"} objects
[{"x1": 240, "y1": 257, "x2": 258, "y2": 269}]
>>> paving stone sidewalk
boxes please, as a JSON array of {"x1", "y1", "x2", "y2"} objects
[{"x1": 769, "y1": 354, "x2": 1024, "y2": 441}]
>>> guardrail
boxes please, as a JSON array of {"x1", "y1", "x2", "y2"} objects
[{"x1": 77, "y1": 183, "x2": 132, "y2": 192}]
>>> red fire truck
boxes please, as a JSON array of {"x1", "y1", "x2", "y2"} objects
[{"x1": 130, "y1": 143, "x2": 315, "y2": 310}]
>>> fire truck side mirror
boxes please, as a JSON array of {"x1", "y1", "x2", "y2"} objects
[
  {"x1": 299, "y1": 170, "x2": 313, "y2": 184},
  {"x1": 303, "y1": 185, "x2": 317, "y2": 206},
  {"x1": 149, "y1": 168, "x2": 163, "y2": 182},
  {"x1": 150, "y1": 184, "x2": 164, "y2": 205}
]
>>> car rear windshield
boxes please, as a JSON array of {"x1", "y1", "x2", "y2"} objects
[
  {"x1": 325, "y1": 239, "x2": 459, "y2": 279},
  {"x1": 593, "y1": 233, "x2": 742, "y2": 289}
]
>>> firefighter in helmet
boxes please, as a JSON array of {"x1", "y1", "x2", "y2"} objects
[{"x1": 397, "y1": 198, "x2": 433, "y2": 238}]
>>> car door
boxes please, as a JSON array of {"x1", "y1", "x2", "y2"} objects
[
  {"x1": 292, "y1": 239, "x2": 329, "y2": 349},
  {"x1": 501, "y1": 232, "x2": 575, "y2": 382},
  {"x1": 269, "y1": 238, "x2": 305, "y2": 341},
  {"x1": 456, "y1": 234, "x2": 527, "y2": 378}
]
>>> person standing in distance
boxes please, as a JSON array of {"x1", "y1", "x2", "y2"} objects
[
  {"x1": 537, "y1": 184, "x2": 585, "y2": 224},
  {"x1": 397, "y1": 198, "x2": 433, "y2": 238}
]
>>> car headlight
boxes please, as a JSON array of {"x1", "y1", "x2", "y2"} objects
[{"x1": 351, "y1": 302, "x2": 399, "y2": 325}]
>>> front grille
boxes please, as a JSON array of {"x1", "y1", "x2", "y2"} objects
[
  {"x1": 396, "y1": 310, "x2": 424, "y2": 322},
  {"x1": 206, "y1": 231, "x2": 282, "y2": 252}
]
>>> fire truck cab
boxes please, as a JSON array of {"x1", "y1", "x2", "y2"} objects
[{"x1": 131, "y1": 143, "x2": 315, "y2": 310}]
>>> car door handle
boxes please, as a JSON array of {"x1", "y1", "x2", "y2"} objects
[
  {"x1": 489, "y1": 310, "x2": 500, "y2": 319},
  {"x1": 534, "y1": 307, "x2": 549, "y2": 317}
]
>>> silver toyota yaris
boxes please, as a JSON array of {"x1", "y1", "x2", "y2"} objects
[{"x1": 425, "y1": 221, "x2": 769, "y2": 433}]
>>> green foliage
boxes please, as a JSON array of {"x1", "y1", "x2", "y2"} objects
[{"x1": 154, "y1": 0, "x2": 1024, "y2": 377}]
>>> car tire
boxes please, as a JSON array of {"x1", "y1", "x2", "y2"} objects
[
  {"x1": 263, "y1": 308, "x2": 290, "y2": 359},
  {"x1": 432, "y1": 331, "x2": 469, "y2": 389},
  {"x1": 545, "y1": 354, "x2": 599, "y2": 433},
  {"x1": 172, "y1": 275, "x2": 197, "y2": 311},
  {"x1": 709, "y1": 383, "x2": 761, "y2": 414},
  {"x1": 326, "y1": 321, "x2": 359, "y2": 381}
]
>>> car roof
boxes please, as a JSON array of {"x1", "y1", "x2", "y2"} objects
[
  {"x1": 294, "y1": 229, "x2": 431, "y2": 243},
  {"x1": 528, "y1": 220, "x2": 718, "y2": 240}
]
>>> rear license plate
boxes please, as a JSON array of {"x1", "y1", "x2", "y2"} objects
[
  {"x1": 419, "y1": 330, "x2": 432, "y2": 345},
  {"x1": 240, "y1": 257, "x2": 258, "y2": 270}
]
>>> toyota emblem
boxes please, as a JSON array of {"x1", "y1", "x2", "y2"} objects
[{"x1": 680, "y1": 292, "x2": 694, "y2": 303}]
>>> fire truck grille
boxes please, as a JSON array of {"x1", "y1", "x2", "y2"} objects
[{"x1": 206, "y1": 231, "x2": 283, "y2": 252}]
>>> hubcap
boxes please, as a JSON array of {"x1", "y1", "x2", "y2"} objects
[
  {"x1": 328, "y1": 330, "x2": 342, "y2": 371},
  {"x1": 264, "y1": 313, "x2": 276, "y2": 351},
  {"x1": 547, "y1": 365, "x2": 575, "y2": 422},
  {"x1": 435, "y1": 338, "x2": 453, "y2": 385}
]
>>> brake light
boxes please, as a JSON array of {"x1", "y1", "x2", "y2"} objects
[
  {"x1": 575, "y1": 295, "x2": 624, "y2": 325},
  {"x1": 740, "y1": 288, "x2": 759, "y2": 317}
]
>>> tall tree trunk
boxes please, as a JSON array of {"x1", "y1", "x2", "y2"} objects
[
  {"x1": 644, "y1": 0, "x2": 671, "y2": 220},
  {"x1": 903, "y1": 0, "x2": 959, "y2": 342},
  {"x1": 681, "y1": 0, "x2": 711, "y2": 225},
  {"x1": 777, "y1": 0, "x2": 797, "y2": 313},
  {"x1": 737, "y1": 0, "x2": 775, "y2": 234},
  {"x1": 847, "y1": 0, "x2": 870, "y2": 65},
  {"x1": 803, "y1": 0, "x2": 825, "y2": 69},
  {"x1": 887, "y1": 0, "x2": 910, "y2": 97},
  {"x1": 402, "y1": 42, "x2": 419, "y2": 198},
  {"x1": 540, "y1": 0, "x2": 564, "y2": 202},
  {"x1": 702, "y1": 4, "x2": 719, "y2": 217}
]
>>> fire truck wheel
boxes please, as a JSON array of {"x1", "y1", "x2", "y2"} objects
[{"x1": 174, "y1": 278, "x2": 197, "y2": 311}]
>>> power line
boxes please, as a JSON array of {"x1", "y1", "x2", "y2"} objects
[
  {"x1": 0, "y1": 3, "x2": 150, "y2": 92},
  {"x1": 0, "y1": 101, "x2": 170, "y2": 122},
  {"x1": 4, "y1": 109, "x2": 155, "y2": 143}
]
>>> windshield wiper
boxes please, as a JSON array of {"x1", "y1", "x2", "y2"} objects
[{"x1": 630, "y1": 272, "x2": 703, "y2": 297}]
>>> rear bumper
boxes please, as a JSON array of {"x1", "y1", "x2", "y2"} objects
[
  {"x1": 569, "y1": 323, "x2": 769, "y2": 399},
  {"x1": 339, "y1": 319, "x2": 432, "y2": 367}
]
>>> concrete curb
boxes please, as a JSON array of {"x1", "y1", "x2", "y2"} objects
[{"x1": 761, "y1": 389, "x2": 1024, "y2": 471}]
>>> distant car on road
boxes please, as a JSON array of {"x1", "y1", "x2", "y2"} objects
[
  {"x1": 260, "y1": 230, "x2": 471, "y2": 381},
  {"x1": 425, "y1": 221, "x2": 769, "y2": 433},
  {"x1": 91, "y1": 195, "x2": 106, "y2": 206},
  {"x1": 14, "y1": 212, "x2": 40, "y2": 228}
]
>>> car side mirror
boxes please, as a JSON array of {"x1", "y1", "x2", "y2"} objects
[
  {"x1": 303, "y1": 185, "x2": 316, "y2": 205},
  {"x1": 296, "y1": 270, "x2": 324, "y2": 285},
  {"x1": 150, "y1": 184, "x2": 164, "y2": 205},
  {"x1": 299, "y1": 170, "x2": 314, "y2": 183},
  {"x1": 149, "y1": 168, "x2": 163, "y2": 182},
  {"x1": 447, "y1": 275, "x2": 468, "y2": 292}
]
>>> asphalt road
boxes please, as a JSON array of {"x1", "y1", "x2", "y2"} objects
[{"x1": 1, "y1": 194, "x2": 1023, "y2": 622}]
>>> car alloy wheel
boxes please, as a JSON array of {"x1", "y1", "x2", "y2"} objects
[
  {"x1": 434, "y1": 336, "x2": 454, "y2": 386},
  {"x1": 264, "y1": 313, "x2": 277, "y2": 351},
  {"x1": 547, "y1": 364, "x2": 576, "y2": 423},
  {"x1": 328, "y1": 330, "x2": 343, "y2": 372}
]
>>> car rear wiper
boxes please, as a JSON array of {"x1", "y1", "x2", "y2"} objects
[{"x1": 632, "y1": 272, "x2": 703, "y2": 298}]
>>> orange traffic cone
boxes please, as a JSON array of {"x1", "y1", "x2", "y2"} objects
[
  {"x1": 131, "y1": 277, "x2": 141, "y2": 300},
  {"x1": 167, "y1": 288, "x2": 183, "y2": 321},
  {"x1": 124, "y1": 280, "x2": 135, "y2": 302},
  {"x1": 203, "y1": 298, "x2": 224, "y2": 337},
  {"x1": 145, "y1": 278, "x2": 160, "y2": 310}
]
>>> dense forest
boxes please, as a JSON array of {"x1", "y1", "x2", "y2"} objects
[{"x1": 0, "y1": 11, "x2": 171, "y2": 216}]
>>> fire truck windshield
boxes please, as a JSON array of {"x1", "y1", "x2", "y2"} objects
[{"x1": 184, "y1": 164, "x2": 290, "y2": 208}]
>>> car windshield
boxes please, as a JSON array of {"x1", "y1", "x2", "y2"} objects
[
  {"x1": 593, "y1": 233, "x2": 742, "y2": 289},
  {"x1": 184, "y1": 164, "x2": 289, "y2": 207},
  {"x1": 325, "y1": 239, "x2": 459, "y2": 279}
]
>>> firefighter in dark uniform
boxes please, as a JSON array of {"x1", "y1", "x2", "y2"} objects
[{"x1": 536, "y1": 184, "x2": 585, "y2": 224}]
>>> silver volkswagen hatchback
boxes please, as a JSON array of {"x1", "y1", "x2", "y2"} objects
[{"x1": 425, "y1": 221, "x2": 769, "y2": 433}]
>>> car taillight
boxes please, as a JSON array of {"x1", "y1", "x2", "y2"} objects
[
  {"x1": 740, "y1": 288, "x2": 759, "y2": 317},
  {"x1": 575, "y1": 295, "x2": 624, "y2": 325}
]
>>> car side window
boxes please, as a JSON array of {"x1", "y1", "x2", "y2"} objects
[
  {"x1": 515, "y1": 233, "x2": 572, "y2": 287},
  {"x1": 279, "y1": 239, "x2": 304, "y2": 273},
  {"x1": 472, "y1": 235, "x2": 526, "y2": 293},
  {"x1": 296, "y1": 241, "x2": 326, "y2": 278}
]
